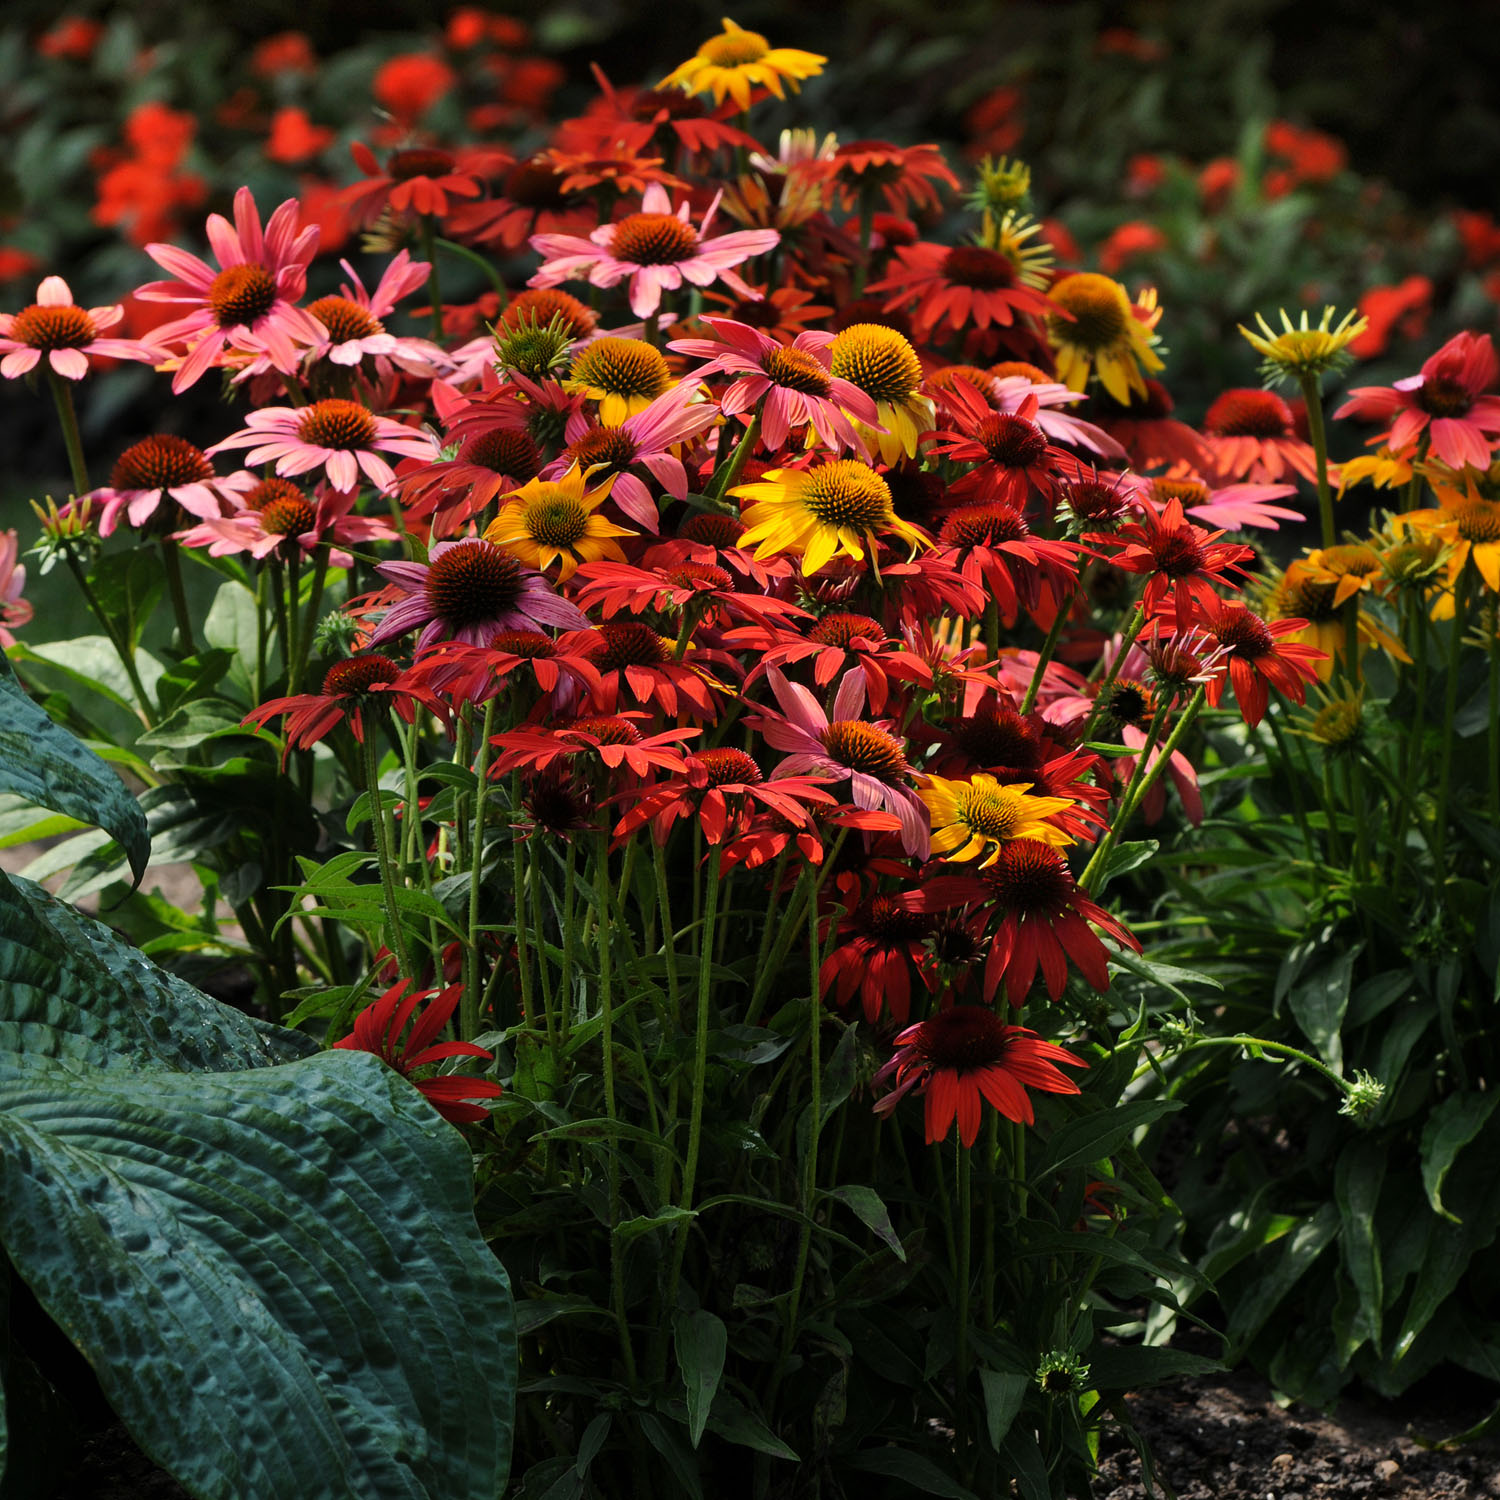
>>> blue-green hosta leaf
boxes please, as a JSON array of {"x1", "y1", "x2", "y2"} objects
[
  {"x1": 0, "y1": 653, "x2": 149, "y2": 883},
  {"x1": 0, "y1": 1051, "x2": 515, "y2": 1500}
]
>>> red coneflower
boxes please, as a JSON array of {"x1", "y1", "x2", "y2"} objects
[
  {"x1": 243, "y1": 652, "x2": 441, "y2": 756},
  {"x1": 1198, "y1": 596, "x2": 1325, "y2": 727},
  {"x1": 820, "y1": 893, "x2": 935, "y2": 1027},
  {"x1": 869, "y1": 241, "x2": 1053, "y2": 341},
  {"x1": 872, "y1": 1005, "x2": 1087, "y2": 1145}
]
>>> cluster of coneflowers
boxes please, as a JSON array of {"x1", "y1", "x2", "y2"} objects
[{"x1": 34, "y1": 12, "x2": 1496, "y2": 1151}]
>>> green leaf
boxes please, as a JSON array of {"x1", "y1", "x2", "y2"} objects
[
  {"x1": 999, "y1": 1429, "x2": 1049, "y2": 1500},
  {"x1": 1033, "y1": 1098, "x2": 1182, "y2": 1179},
  {"x1": 1334, "y1": 1138, "x2": 1386, "y2": 1363},
  {"x1": 12, "y1": 636, "x2": 163, "y2": 721},
  {"x1": 1420, "y1": 1092, "x2": 1500, "y2": 1224},
  {"x1": 138, "y1": 697, "x2": 257, "y2": 752},
  {"x1": 638, "y1": 1413, "x2": 703, "y2": 1500},
  {"x1": 0, "y1": 655, "x2": 149, "y2": 883},
  {"x1": 1087, "y1": 1345, "x2": 1225, "y2": 1390},
  {"x1": 821, "y1": 1185, "x2": 906, "y2": 1260},
  {"x1": 844, "y1": 1448, "x2": 978, "y2": 1498},
  {"x1": 1091, "y1": 838, "x2": 1158, "y2": 894},
  {"x1": 574, "y1": 1413, "x2": 610, "y2": 1477},
  {"x1": 1226, "y1": 1202, "x2": 1339, "y2": 1354},
  {"x1": 978, "y1": 1368, "x2": 1029, "y2": 1451},
  {"x1": 0, "y1": 873, "x2": 516, "y2": 1497},
  {"x1": 674, "y1": 1310, "x2": 727, "y2": 1448},
  {"x1": 1286, "y1": 945, "x2": 1360, "y2": 1072},
  {"x1": 614, "y1": 1206, "x2": 696, "y2": 1245},
  {"x1": 705, "y1": 1390, "x2": 798, "y2": 1461}
]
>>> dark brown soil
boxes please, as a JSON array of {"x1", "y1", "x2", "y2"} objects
[{"x1": 1095, "y1": 1364, "x2": 1500, "y2": 1499}]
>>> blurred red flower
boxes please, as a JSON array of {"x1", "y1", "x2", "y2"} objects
[
  {"x1": 1349, "y1": 276, "x2": 1432, "y2": 360},
  {"x1": 1098, "y1": 220, "x2": 1167, "y2": 274},
  {"x1": 373, "y1": 53, "x2": 457, "y2": 122},
  {"x1": 251, "y1": 31, "x2": 317, "y2": 77},
  {"x1": 37, "y1": 16, "x2": 103, "y2": 60},
  {"x1": 265, "y1": 107, "x2": 334, "y2": 166}
]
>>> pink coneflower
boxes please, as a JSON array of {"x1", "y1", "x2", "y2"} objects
[
  {"x1": 137, "y1": 187, "x2": 324, "y2": 392},
  {"x1": 668, "y1": 316, "x2": 876, "y2": 454},
  {"x1": 529, "y1": 182, "x2": 780, "y2": 319},
  {"x1": 176, "y1": 481, "x2": 398, "y2": 563},
  {"x1": 748, "y1": 666, "x2": 929, "y2": 856},
  {"x1": 0, "y1": 529, "x2": 33, "y2": 646},
  {"x1": 302, "y1": 251, "x2": 443, "y2": 372},
  {"x1": 208, "y1": 398, "x2": 439, "y2": 494},
  {"x1": 1201, "y1": 387, "x2": 1320, "y2": 484},
  {"x1": 1336, "y1": 330, "x2": 1500, "y2": 471},
  {"x1": 370, "y1": 538, "x2": 590, "y2": 652},
  {"x1": 0, "y1": 276, "x2": 159, "y2": 380},
  {"x1": 1149, "y1": 473, "x2": 1303, "y2": 533},
  {"x1": 89, "y1": 435, "x2": 251, "y2": 537},
  {"x1": 540, "y1": 381, "x2": 720, "y2": 531}
]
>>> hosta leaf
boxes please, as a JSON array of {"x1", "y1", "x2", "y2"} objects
[{"x1": 0, "y1": 654, "x2": 149, "y2": 883}]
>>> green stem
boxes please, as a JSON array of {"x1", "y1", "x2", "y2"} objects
[
  {"x1": 853, "y1": 188, "x2": 877, "y2": 297},
  {"x1": 462, "y1": 703, "x2": 499, "y2": 1040},
  {"x1": 1078, "y1": 605, "x2": 1147, "y2": 744},
  {"x1": 651, "y1": 841, "x2": 683, "y2": 1025},
  {"x1": 1299, "y1": 371, "x2": 1336, "y2": 550},
  {"x1": 1433, "y1": 569, "x2": 1470, "y2": 871},
  {"x1": 58, "y1": 541, "x2": 152, "y2": 722},
  {"x1": 434, "y1": 236, "x2": 508, "y2": 303},
  {"x1": 159, "y1": 540, "x2": 198, "y2": 656},
  {"x1": 46, "y1": 369, "x2": 90, "y2": 495},
  {"x1": 362, "y1": 727, "x2": 414, "y2": 981},
  {"x1": 708, "y1": 411, "x2": 761, "y2": 503},
  {"x1": 1141, "y1": 1034, "x2": 1355, "y2": 1098},
  {"x1": 1019, "y1": 592, "x2": 1074, "y2": 715},
  {"x1": 746, "y1": 832, "x2": 848, "y2": 1026},
  {"x1": 1489, "y1": 600, "x2": 1499, "y2": 824},
  {"x1": 955, "y1": 1140, "x2": 973, "y2": 1469}
]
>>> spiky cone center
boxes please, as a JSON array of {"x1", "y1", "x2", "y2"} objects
[
  {"x1": 1275, "y1": 572, "x2": 1340, "y2": 623},
  {"x1": 1309, "y1": 695, "x2": 1363, "y2": 746},
  {"x1": 306, "y1": 296, "x2": 384, "y2": 343},
  {"x1": 242, "y1": 476, "x2": 305, "y2": 512},
  {"x1": 974, "y1": 413, "x2": 1046, "y2": 468},
  {"x1": 940, "y1": 503, "x2": 1031, "y2": 548},
  {"x1": 296, "y1": 399, "x2": 379, "y2": 451},
  {"x1": 665, "y1": 561, "x2": 733, "y2": 590},
  {"x1": 208, "y1": 264, "x2": 279, "y2": 328},
  {"x1": 1059, "y1": 476, "x2": 1128, "y2": 525},
  {"x1": 1147, "y1": 639, "x2": 1209, "y2": 695},
  {"x1": 565, "y1": 714, "x2": 641, "y2": 746},
  {"x1": 990, "y1": 361, "x2": 1052, "y2": 384},
  {"x1": 909, "y1": 1004, "x2": 1012, "y2": 1070},
  {"x1": 323, "y1": 653, "x2": 401, "y2": 697},
  {"x1": 1104, "y1": 678, "x2": 1152, "y2": 726},
  {"x1": 1316, "y1": 543, "x2": 1383, "y2": 579},
  {"x1": 425, "y1": 541, "x2": 527, "y2": 626},
  {"x1": 1205, "y1": 388, "x2": 1293, "y2": 437},
  {"x1": 820, "y1": 719, "x2": 908, "y2": 781},
  {"x1": 1151, "y1": 477, "x2": 1210, "y2": 508},
  {"x1": 680, "y1": 511, "x2": 746, "y2": 547},
  {"x1": 525, "y1": 767, "x2": 593, "y2": 831},
  {"x1": 830, "y1": 324, "x2": 924, "y2": 402},
  {"x1": 571, "y1": 337, "x2": 672, "y2": 401},
  {"x1": 10, "y1": 302, "x2": 96, "y2": 349},
  {"x1": 699, "y1": 26, "x2": 771, "y2": 65},
  {"x1": 462, "y1": 428, "x2": 542, "y2": 480},
  {"x1": 610, "y1": 212, "x2": 700, "y2": 265},
  {"x1": 941, "y1": 245, "x2": 1016, "y2": 289},
  {"x1": 800, "y1": 461, "x2": 894, "y2": 529},
  {"x1": 110, "y1": 434, "x2": 214, "y2": 491},
  {"x1": 1383, "y1": 537, "x2": 1444, "y2": 585},
  {"x1": 808, "y1": 612, "x2": 885, "y2": 647},
  {"x1": 388, "y1": 147, "x2": 456, "y2": 181},
  {"x1": 261, "y1": 495, "x2": 318, "y2": 537},
  {"x1": 565, "y1": 425, "x2": 639, "y2": 475},
  {"x1": 953, "y1": 781, "x2": 1037, "y2": 839},
  {"x1": 1417, "y1": 375, "x2": 1474, "y2": 419},
  {"x1": 491, "y1": 628, "x2": 556, "y2": 657},
  {"x1": 518, "y1": 488, "x2": 591, "y2": 548},
  {"x1": 1048, "y1": 272, "x2": 1129, "y2": 349},
  {"x1": 764, "y1": 345, "x2": 833, "y2": 396},
  {"x1": 983, "y1": 838, "x2": 1075, "y2": 913},
  {"x1": 500, "y1": 288, "x2": 597, "y2": 340},
  {"x1": 950, "y1": 707, "x2": 1040, "y2": 771},
  {"x1": 855, "y1": 894, "x2": 930, "y2": 941},
  {"x1": 696, "y1": 747, "x2": 762, "y2": 787},
  {"x1": 1451, "y1": 498, "x2": 1500, "y2": 543},
  {"x1": 1213, "y1": 606, "x2": 1277, "y2": 659},
  {"x1": 596, "y1": 621, "x2": 672, "y2": 669},
  {"x1": 1146, "y1": 526, "x2": 1209, "y2": 578}
]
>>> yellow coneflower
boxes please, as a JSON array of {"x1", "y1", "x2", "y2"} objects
[
  {"x1": 1336, "y1": 446, "x2": 1414, "y2": 497},
  {"x1": 732, "y1": 459, "x2": 930, "y2": 574},
  {"x1": 828, "y1": 323, "x2": 935, "y2": 464},
  {"x1": 565, "y1": 337, "x2": 675, "y2": 426},
  {"x1": 485, "y1": 464, "x2": 634, "y2": 581},
  {"x1": 1394, "y1": 475, "x2": 1500, "y2": 614},
  {"x1": 1300, "y1": 542, "x2": 1386, "y2": 607},
  {"x1": 1238, "y1": 306, "x2": 1368, "y2": 386},
  {"x1": 1265, "y1": 559, "x2": 1409, "y2": 678},
  {"x1": 1046, "y1": 272, "x2": 1164, "y2": 404},
  {"x1": 658, "y1": 18, "x2": 825, "y2": 112},
  {"x1": 920, "y1": 773, "x2": 1074, "y2": 868}
]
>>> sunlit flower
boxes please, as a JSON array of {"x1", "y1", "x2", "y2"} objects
[
  {"x1": 566, "y1": 621, "x2": 728, "y2": 720},
  {"x1": 669, "y1": 316, "x2": 877, "y2": 454},
  {"x1": 1149, "y1": 473, "x2": 1303, "y2": 533},
  {"x1": 90, "y1": 434, "x2": 248, "y2": 537},
  {"x1": 530, "y1": 181, "x2": 779, "y2": 320},
  {"x1": 333, "y1": 979, "x2": 502, "y2": 1126},
  {"x1": 484, "y1": 462, "x2": 634, "y2": 581},
  {"x1": 243, "y1": 652, "x2": 440, "y2": 754},
  {"x1": 402, "y1": 629, "x2": 605, "y2": 710},
  {"x1": 176, "y1": 482, "x2": 397, "y2": 563},
  {"x1": 921, "y1": 773, "x2": 1074, "y2": 867},
  {"x1": 1396, "y1": 475, "x2": 1500, "y2": 598},
  {"x1": 816, "y1": 140, "x2": 959, "y2": 217},
  {"x1": 1239, "y1": 305, "x2": 1368, "y2": 386},
  {"x1": 137, "y1": 187, "x2": 324, "y2": 392},
  {"x1": 1047, "y1": 272, "x2": 1164, "y2": 404},
  {"x1": 658, "y1": 17, "x2": 826, "y2": 112},
  {"x1": 1336, "y1": 331, "x2": 1500, "y2": 472},
  {"x1": 927, "y1": 391, "x2": 1077, "y2": 509},
  {"x1": 1337, "y1": 447, "x2": 1414, "y2": 496},
  {"x1": 209, "y1": 398, "x2": 438, "y2": 494},
  {"x1": 872, "y1": 1006, "x2": 1087, "y2": 1145},
  {"x1": 398, "y1": 425, "x2": 544, "y2": 536},
  {"x1": 733, "y1": 459, "x2": 931, "y2": 575},
  {"x1": 343, "y1": 144, "x2": 482, "y2": 226},
  {"x1": 820, "y1": 895, "x2": 935, "y2": 1026},
  {"x1": 828, "y1": 323, "x2": 936, "y2": 464},
  {"x1": 565, "y1": 336, "x2": 676, "y2": 426},
  {"x1": 869, "y1": 241, "x2": 1053, "y2": 340},
  {"x1": 302, "y1": 251, "x2": 442, "y2": 371},
  {"x1": 371, "y1": 538, "x2": 589, "y2": 652},
  {"x1": 933, "y1": 501, "x2": 1079, "y2": 625},
  {"x1": 492, "y1": 713, "x2": 699, "y2": 781},
  {"x1": 0, "y1": 276, "x2": 158, "y2": 380}
]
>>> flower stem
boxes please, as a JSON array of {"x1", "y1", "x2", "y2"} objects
[
  {"x1": 708, "y1": 411, "x2": 761, "y2": 503},
  {"x1": 1138, "y1": 1033, "x2": 1353, "y2": 1097},
  {"x1": 434, "y1": 235, "x2": 508, "y2": 304},
  {"x1": 420, "y1": 214, "x2": 444, "y2": 341},
  {"x1": 1019, "y1": 591, "x2": 1073, "y2": 715},
  {"x1": 362, "y1": 728, "x2": 414, "y2": 982},
  {"x1": 1299, "y1": 371, "x2": 1336, "y2": 549},
  {"x1": 58, "y1": 540, "x2": 152, "y2": 723},
  {"x1": 46, "y1": 369, "x2": 90, "y2": 496},
  {"x1": 462, "y1": 702, "x2": 499, "y2": 1040},
  {"x1": 955, "y1": 1139, "x2": 973, "y2": 1468},
  {"x1": 159, "y1": 539, "x2": 198, "y2": 657},
  {"x1": 1433, "y1": 568, "x2": 1470, "y2": 871},
  {"x1": 1078, "y1": 604, "x2": 1146, "y2": 744}
]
